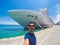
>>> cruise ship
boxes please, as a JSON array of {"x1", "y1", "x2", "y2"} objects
[{"x1": 8, "y1": 8, "x2": 54, "y2": 29}]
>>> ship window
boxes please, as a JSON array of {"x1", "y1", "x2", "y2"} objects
[
  {"x1": 27, "y1": 15, "x2": 34, "y2": 17},
  {"x1": 35, "y1": 16, "x2": 38, "y2": 19}
]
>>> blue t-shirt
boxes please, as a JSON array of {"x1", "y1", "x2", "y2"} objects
[{"x1": 24, "y1": 32, "x2": 36, "y2": 45}]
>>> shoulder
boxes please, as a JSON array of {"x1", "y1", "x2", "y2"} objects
[{"x1": 25, "y1": 32, "x2": 29, "y2": 36}]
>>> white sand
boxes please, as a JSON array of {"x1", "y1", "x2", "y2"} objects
[{"x1": 0, "y1": 25, "x2": 60, "y2": 45}]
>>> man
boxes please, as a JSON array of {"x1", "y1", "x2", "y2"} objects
[{"x1": 23, "y1": 22, "x2": 36, "y2": 45}]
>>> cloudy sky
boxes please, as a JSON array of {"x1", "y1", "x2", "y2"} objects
[{"x1": 0, "y1": 0, "x2": 60, "y2": 25}]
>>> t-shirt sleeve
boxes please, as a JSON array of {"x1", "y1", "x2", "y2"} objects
[{"x1": 24, "y1": 35, "x2": 29, "y2": 40}]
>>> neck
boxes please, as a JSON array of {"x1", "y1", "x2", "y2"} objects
[{"x1": 29, "y1": 31, "x2": 33, "y2": 34}]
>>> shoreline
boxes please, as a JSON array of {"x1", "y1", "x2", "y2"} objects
[
  {"x1": 0, "y1": 30, "x2": 42, "y2": 45},
  {"x1": 0, "y1": 25, "x2": 60, "y2": 45},
  {"x1": 0, "y1": 29, "x2": 41, "y2": 40},
  {"x1": 0, "y1": 28, "x2": 41, "y2": 39},
  {"x1": 0, "y1": 26, "x2": 54, "y2": 45}
]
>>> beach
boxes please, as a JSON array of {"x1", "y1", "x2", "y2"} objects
[{"x1": 0, "y1": 25, "x2": 60, "y2": 45}]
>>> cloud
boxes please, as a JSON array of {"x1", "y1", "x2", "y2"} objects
[
  {"x1": 54, "y1": 14, "x2": 60, "y2": 24},
  {"x1": 0, "y1": 16, "x2": 19, "y2": 25},
  {"x1": 53, "y1": 3, "x2": 60, "y2": 24},
  {"x1": 0, "y1": 21, "x2": 19, "y2": 25},
  {"x1": 54, "y1": 3, "x2": 60, "y2": 14}
]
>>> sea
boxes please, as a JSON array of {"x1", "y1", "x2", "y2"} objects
[
  {"x1": 0, "y1": 25, "x2": 24, "y2": 38},
  {"x1": 0, "y1": 25, "x2": 41, "y2": 39}
]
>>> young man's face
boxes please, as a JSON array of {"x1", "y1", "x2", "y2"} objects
[{"x1": 28, "y1": 23, "x2": 35, "y2": 32}]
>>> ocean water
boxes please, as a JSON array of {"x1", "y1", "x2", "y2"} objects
[
  {"x1": 0, "y1": 25, "x2": 41, "y2": 39},
  {"x1": 0, "y1": 25, "x2": 24, "y2": 38}
]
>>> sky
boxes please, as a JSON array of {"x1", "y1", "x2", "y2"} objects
[{"x1": 0, "y1": 0, "x2": 60, "y2": 25}]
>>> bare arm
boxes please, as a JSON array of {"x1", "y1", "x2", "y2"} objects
[{"x1": 23, "y1": 39, "x2": 29, "y2": 45}]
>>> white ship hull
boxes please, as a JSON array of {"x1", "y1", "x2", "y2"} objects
[{"x1": 8, "y1": 9, "x2": 54, "y2": 28}]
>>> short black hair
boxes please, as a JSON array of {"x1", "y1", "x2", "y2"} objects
[{"x1": 28, "y1": 22, "x2": 35, "y2": 26}]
